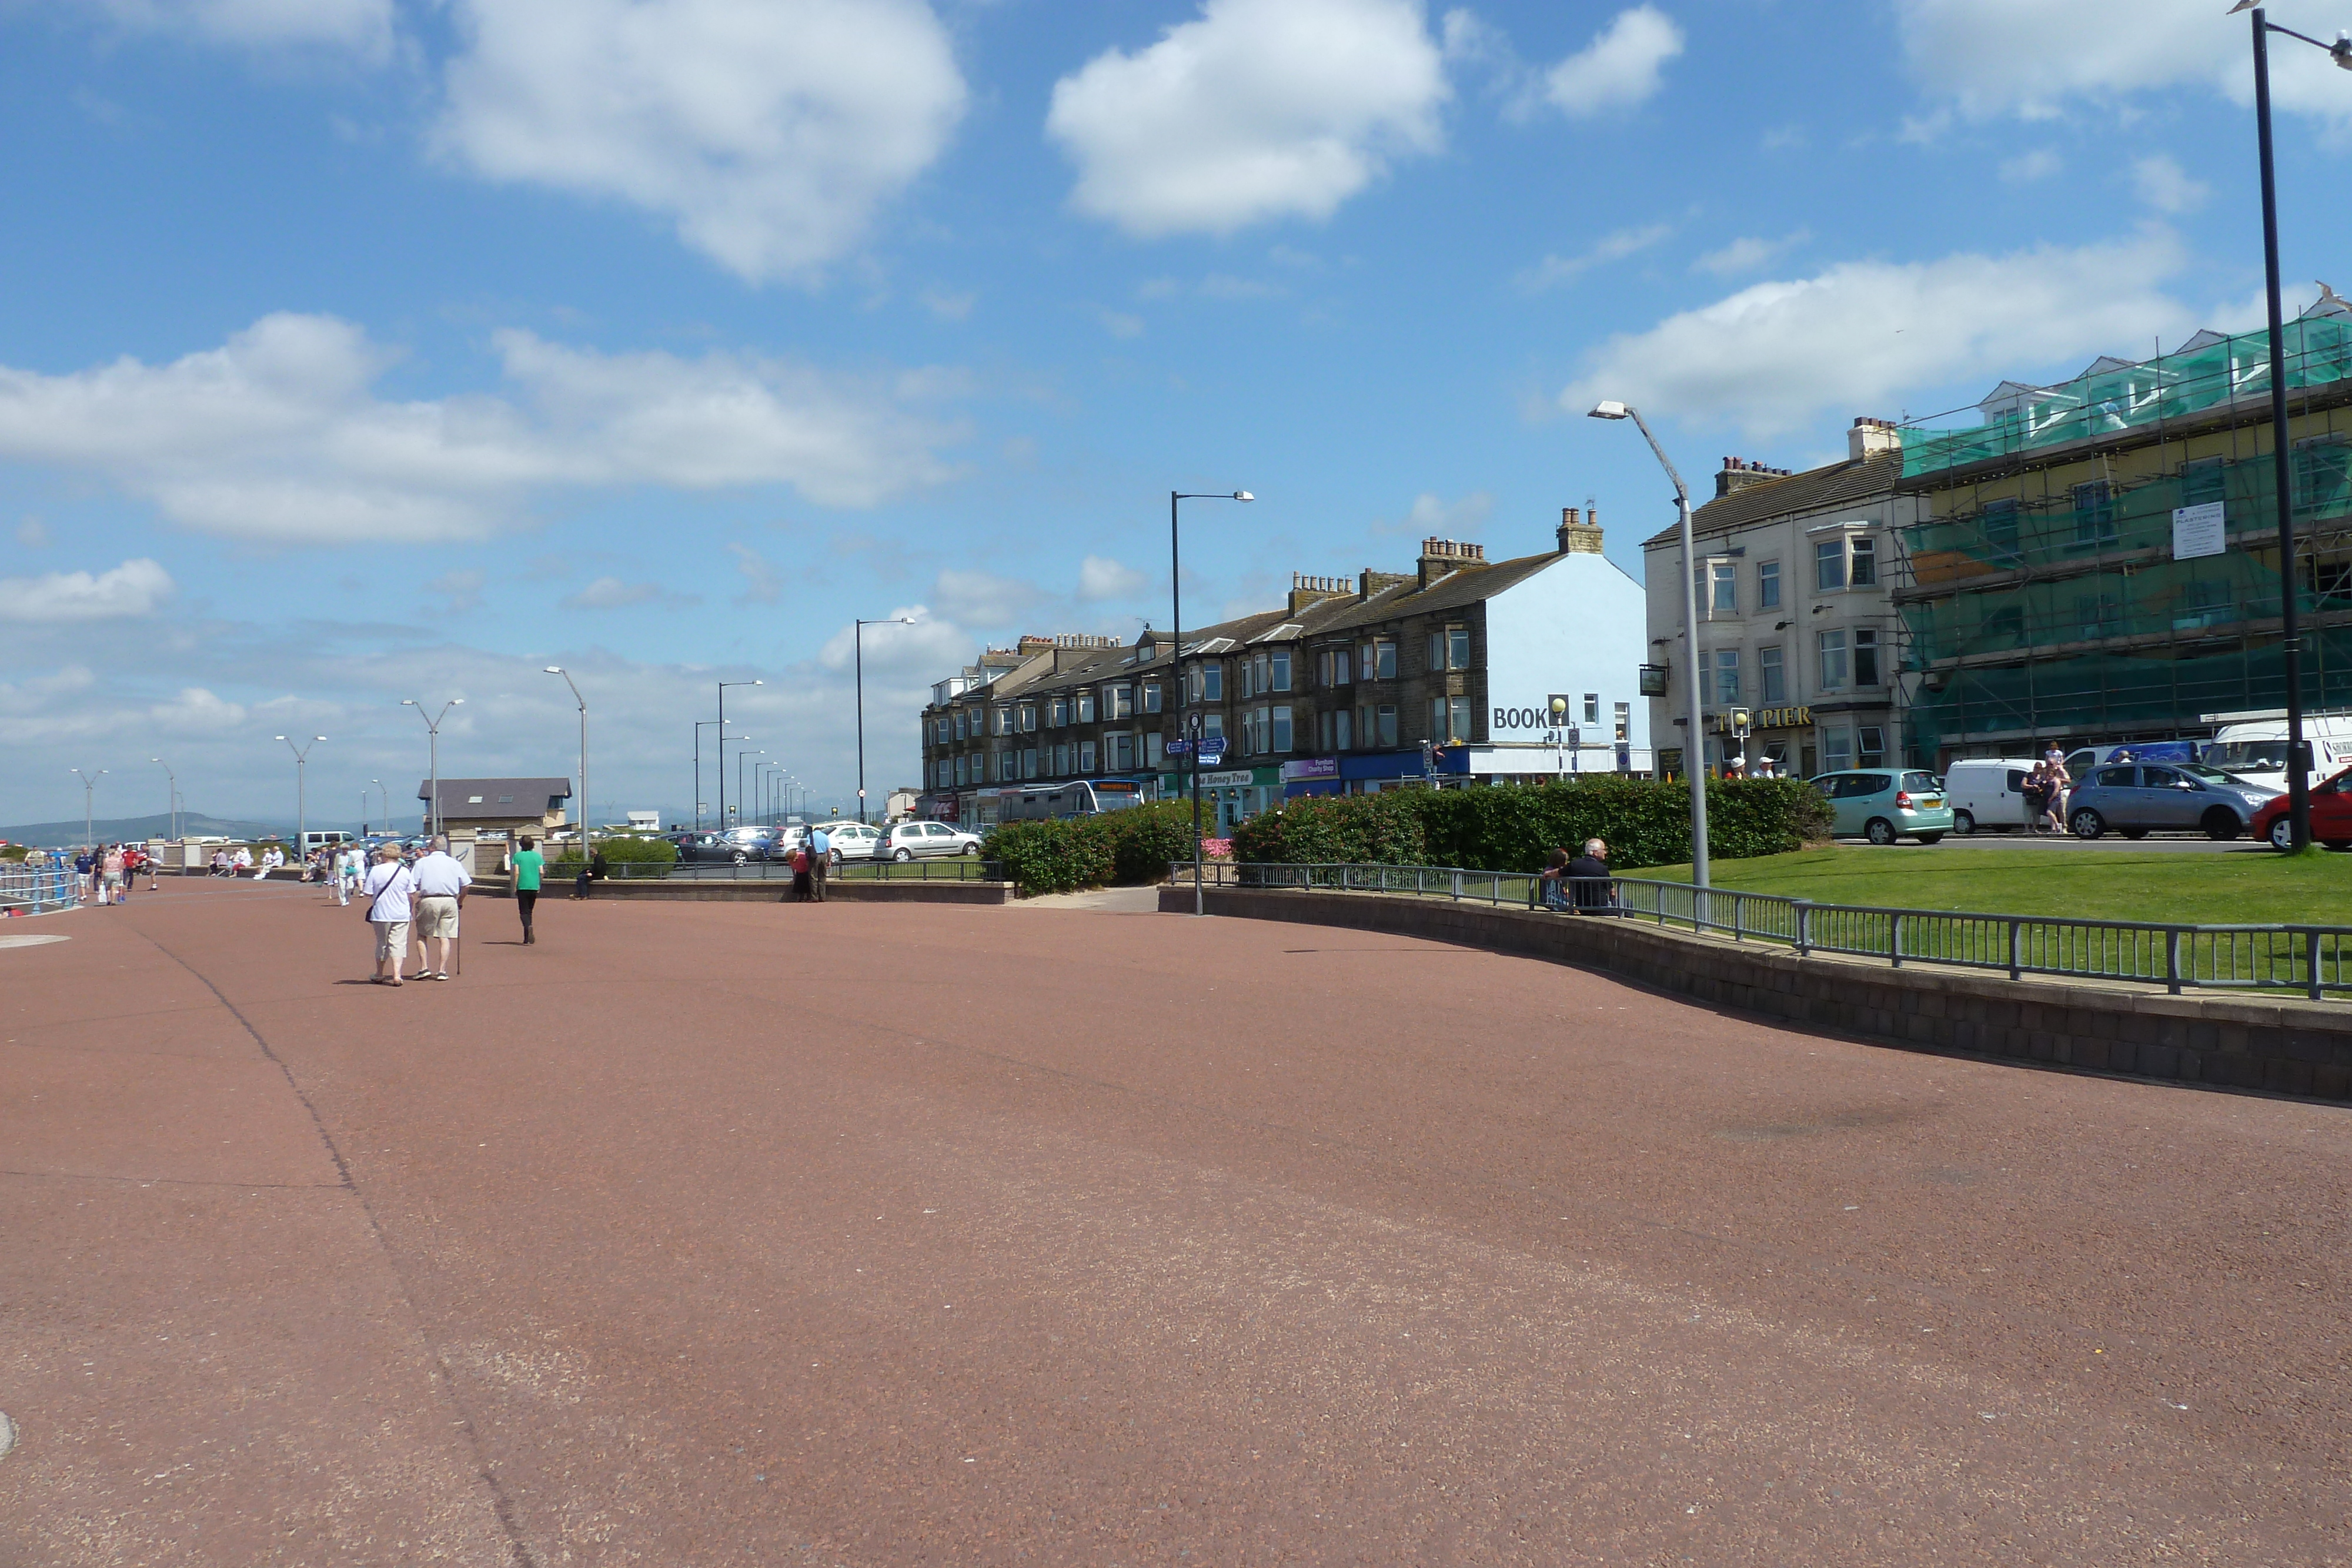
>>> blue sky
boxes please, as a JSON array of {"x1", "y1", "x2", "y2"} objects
[{"x1": 3, "y1": 0, "x2": 2348, "y2": 830}]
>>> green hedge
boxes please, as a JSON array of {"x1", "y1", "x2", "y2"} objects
[
  {"x1": 546, "y1": 834, "x2": 680, "y2": 875},
  {"x1": 1229, "y1": 777, "x2": 1829, "y2": 873},
  {"x1": 981, "y1": 801, "x2": 1202, "y2": 896}
]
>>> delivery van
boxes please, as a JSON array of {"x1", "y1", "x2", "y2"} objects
[{"x1": 1942, "y1": 758, "x2": 2043, "y2": 834}]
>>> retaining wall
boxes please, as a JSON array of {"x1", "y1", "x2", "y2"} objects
[
  {"x1": 1171, "y1": 885, "x2": 2352, "y2": 1101},
  {"x1": 477, "y1": 877, "x2": 1013, "y2": 906}
]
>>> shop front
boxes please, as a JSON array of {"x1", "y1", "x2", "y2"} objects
[{"x1": 1158, "y1": 765, "x2": 1284, "y2": 831}]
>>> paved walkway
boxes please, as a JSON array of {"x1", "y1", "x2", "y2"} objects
[{"x1": 4, "y1": 881, "x2": 2348, "y2": 1564}]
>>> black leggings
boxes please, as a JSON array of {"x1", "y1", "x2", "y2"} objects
[{"x1": 517, "y1": 890, "x2": 537, "y2": 932}]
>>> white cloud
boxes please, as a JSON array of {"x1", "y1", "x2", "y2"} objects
[
  {"x1": 434, "y1": 0, "x2": 967, "y2": 283},
  {"x1": 1077, "y1": 556, "x2": 1148, "y2": 601},
  {"x1": 1046, "y1": 0, "x2": 1449, "y2": 238},
  {"x1": 1999, "y1": 148, "x2": 2063, "y2": 184},
  {"x1": 427, "y1": 569, "x2": 486, "y2": 614},
  {"x1": 148, "y1": 686, "x2": 249, "y2": 733},
  {"x1": 1894, "y1": 0, "x2": 2352, "y2": 128},
  {"x1": 918, "y1": 287, "x2": 975, "y2": 322},
  {"x1": 931, "y1": 569, "x2": 1043, "y2": 627},
  {"x1": 816, "y1": 605, "x2": 966, "y2": 674},
  {"x1": 72, "y1": 0, "x2": 395, "y2": 57},
  {"x1": 0, "y1": 558, "x2": 174, "y2": 623},
  {"x1": 1692, "y1": 229, "x2": 1809, "y2": 278},
  {"x1": 728, "y1": 541, "x2": 781, "y2": 604},
  {"x1": 1095, "y1": 309, "x2": 1146, "y2": 340},
  {"x1": 0, "y1": 313, "x2": 965, "y2": 545},
  {"x1": 2133, "y1": 153, "x2": 2210, "y2": 215},
  {"x1": 561, "y1": 575, "x2": 694, "y2": 610},
  {"x1": 1562, "y1": 231, "x2": 2197, "y2": 438},
  {"x1": 1529, "y1": 5, "x2": 1683, "y2": 119},
  {"x1": 1516, "y1": 223, "x2": 1671, "y2": 292},
  {"x1": 1374, "y1": 489, "x2": 1493, "y2": 538}
]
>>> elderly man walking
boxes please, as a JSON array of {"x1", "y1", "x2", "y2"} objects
[{"x1": 409, "y1": 835, "x2": 472, "y2": 981}]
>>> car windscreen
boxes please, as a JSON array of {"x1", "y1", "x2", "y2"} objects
[{"x1": 2207, "y1": 740, "x2": 2290, "y2": 772}]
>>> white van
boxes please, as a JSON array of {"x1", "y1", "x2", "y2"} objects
[
  {"x1": 1943, "y1": 759, "x2": 2042, "y2": 834},
  {"x1": 2200, "y1": 711, "x2": 2352, "y2": 794}
]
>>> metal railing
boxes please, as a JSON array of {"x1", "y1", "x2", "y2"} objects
[
  {"x1": 1175, "y1": 860, "x2": 2352, "y2": 1002},
  {"x1": 532, "y1": 856, "x2": 1001, "y2": 884},
  {"x1": 1, "y1": 860, "x2": 82, "y2": 915}
]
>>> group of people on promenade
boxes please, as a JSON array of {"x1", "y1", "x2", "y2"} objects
[
  {"x1": 355, "y1": 834, "x2": 476, "y2": 985},
  {"x1": 56, "y1": 843, "x2": 148, "y2": 905},
  {"x1": 2021, "y1": 745, "x2": 2076, "y2": 834}
]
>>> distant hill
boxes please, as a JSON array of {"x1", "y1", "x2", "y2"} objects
[{"x1": 0, "y1": 811, "x2": 299, "y2": 847}]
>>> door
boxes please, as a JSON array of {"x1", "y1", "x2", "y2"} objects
[
  {"x1": 2138, "y1": 765, "x2": 2201, "y2": 828},
  {"x1": 2087, "y1": 765, "x2": 2140, "y2": 827}
]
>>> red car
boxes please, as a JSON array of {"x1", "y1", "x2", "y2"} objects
[{"x1": 2250, "y1": 766, "x2": 2352, "y2": 851}]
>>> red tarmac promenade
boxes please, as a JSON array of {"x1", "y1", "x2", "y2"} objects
[{"x1": 3, "y1": 878, "x2": 2349, "y2": 1565}]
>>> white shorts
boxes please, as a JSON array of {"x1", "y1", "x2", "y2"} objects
[{"x1": 373, "y1": 920, "x2": 411, "y2": 961}]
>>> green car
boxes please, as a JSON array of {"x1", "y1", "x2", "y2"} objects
[{"x1": 1807, "y1": 769, "x2": 1955, "y2": 846}]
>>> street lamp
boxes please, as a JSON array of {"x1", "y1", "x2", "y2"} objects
[
  {"x1": 71, "y1": 767, "x2": 105, "y2": 854},
  {"x1": 401, "y1": 698, "x2": 463, "y2": 838},
  {"x1": 1589, "y1": 400, "x2": 1710, "y2": 891},
  {"x1": 150, "y1": 757, "x2": 179, "y2": 843},
  {"x1": 1171, "y1": 489, "x2": 1254, "y2": 916},
  {"x1": 756, "y1": 760, "x2": 781, "y2": 824},
  {"x1": 716, "y1": 678, "x2": 761, "y2": 829},
  {"x1": 854, "y1": 617, "x2": 916, "y2": 824},
  {"x1": 2226, "y1": 1, "x2": 2352, "y2": 848},
  {"x1": 369, "y1": 778, "x2": 387, "y2": 837},
  {"x1": 546, "y1": 667, "x2": 589, "y2": 854},
  {"x1": 738, "y1": 748, "x2": 765, "y2": 826},
  {"x1": 275, "y1": 735, "x2": 325, "y2": 859}
]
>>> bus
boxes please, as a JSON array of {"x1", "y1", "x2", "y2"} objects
[{"x1": 995, "y1": 779, "x2": 1147, "y2": 822}]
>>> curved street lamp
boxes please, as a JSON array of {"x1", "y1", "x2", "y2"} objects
[
  {"x1": 854, "y1": 617, "x2": 916, "y2": 823},
  {"x1": 546, "y1": 667, "x2": 588, "y2": 850},
  {"x1": 402, "y1": 698, "x2": 463, "y2": 838},
  {"x1": 71, "y1": 766, "x2": 106, "y2": 854},
  {"x1": 275, "y1": 735, "x2": 326, "y2": 861},
  {"x1": 1588, "y1": 400, "x2": 1709, "y2": 891},
  {"x1": 150, "y1": 757, "x2": 179, "y2": 844}
]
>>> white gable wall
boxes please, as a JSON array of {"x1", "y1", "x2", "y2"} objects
[{"x1": 1482, "y1": 551, "x2": 1652, "y2": 763}]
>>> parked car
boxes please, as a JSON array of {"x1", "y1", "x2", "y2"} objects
[
  {"x1": 2249, "y1": 766, "x2": 2352, "y2": 851},
  {"x1": 2064, "y1": 761, "x2": 2278, "y2": 841},
  {"x1": 813, "y1": 822, "x2": 883, "y2": 865},
  {"x1": 874, "y1": 819, "x2": 985, "y2": 861},
  {"x1": 1942, "y1": 758, "x2": 2043, "y2": 835},
  {"x1": 670, "y1": 830, "x2": 774, "y2": 864},
  {"x1": 1808, "y1": 770, "x2": 1954, "y2": 845}
]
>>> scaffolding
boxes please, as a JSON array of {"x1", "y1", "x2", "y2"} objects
[{"x1": 1893, "y1": 312, "x2": 2352, "y2": 762}]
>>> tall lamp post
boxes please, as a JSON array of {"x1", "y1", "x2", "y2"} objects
[
  {"x1": 72, "y1": 766, "x2": 105, "y2": 852},
  {"x1": 2227, "y1": 3, "x2": 2352, "y2": 848},
  {"x1": 738, "y1": 748, "x2": 765, "y2": 825},
  {"x1": 546, "y1": 667, "x2": 589, "y2": 853},
  {"x1": 150, "y1": 757, "x2": 179, "y2": 843},
  {"x1": 402, "y1": 698, "x2": 463, "y2": 838},
  {"x1": 369, "y1": 778, "x2": 387, "y2": 837},
  {"x1": 275, "y1": 735, "x2": 325, "y2": 857},
  {"x1": 716, "y1": 678, "x2": 762, "y2": 830},
  {"x1": 693, "y1": 720, "x2": 723, "y2": 830},
  {"x1": 854, "y1": 617, "x2": 915, "y2": 824},
  {"x1": 1170, "y1": 489, "x2": 1254, "y2": 916},
  {"x1": 1588, "y1": 401, "x2": 1709, "y2": 891}
]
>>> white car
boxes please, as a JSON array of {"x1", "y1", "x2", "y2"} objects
[
  {"x1": 874, "y1": 820, "x2": 983, "y2": 861},
  {"x1": 812, "y1": 822, "x2": 882, "y2": 865}
]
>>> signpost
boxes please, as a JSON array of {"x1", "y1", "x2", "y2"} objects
[{"x1": 1198, "y1": 736, "x2": 1227, "y2": 765}]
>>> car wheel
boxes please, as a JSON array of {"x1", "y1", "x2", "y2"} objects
[
  {"x1": 1913, "y1": 832, "x2": 1945, "y2": 845},
  {"x1": 733, "y1": 850, "x2": 748, "y2": 865},
  {"x1": 963, "y1": 841, "x2": 981, "y2": 855},
  {"x1": 2268, "y1": 816, "x2": 2296, "y2": 851},
  {"x1": 2070, "y1": 808, "x2": 2104, "y2": 840},
  {"x1": 2201, "y1": 808, "x2": 2241, "y2": 841},
  {"x1": 1865, "y1": 817, "x2": 1896, "y2": 846},
  {"x1": 828, "y1": 849, "x2": 841, "y2": 867},
  {"x1": 1951, "y1": 810, "x2": 1975, "y2": 836},
  {"x1": 893, "y1": 847, "x2": 913, "y2": 862}
]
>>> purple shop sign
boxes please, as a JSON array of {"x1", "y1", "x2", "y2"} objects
[{"x1": 1279, "y1": 757, "x2": 1339, "y2": 781}]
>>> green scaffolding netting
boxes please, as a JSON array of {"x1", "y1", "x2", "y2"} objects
[{"x1": 1899, "y1": 316, "x2": 2352, "y2": 479}]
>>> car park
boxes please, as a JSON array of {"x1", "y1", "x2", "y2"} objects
[
  {"x1": 2249, "y1": 766, "x2": 2352, "y2": 851},
  {"x1": 1941, "y1": 758, "x2": 2042, "y2": 835},
  {"x1": 874, "y1": 820, "x2": 984, "y2": 861},
  {"x1": 1808, "y1": 770, "x2": 1954, "y2": 845},
  {"x1": 2064, "y1": 762, "x2": 2278, "y2": 841},
  {"x1": 811, "y1": 822, "x2": 882, "y2": 865}
]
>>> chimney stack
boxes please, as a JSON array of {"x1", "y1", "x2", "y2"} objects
[
  {"x1": 1556, "y1": 505, "x2": 1603, "y2": 554},
  {"x1": 1713, "y1": 454, "x2": 1793, "y2": 499},
  {"x1": 1849, "y1": 415, "x2": 1902, "y2": 463},
  {"x1": 1416, "y1": 537, "x2": 1485, "y2": 590}
]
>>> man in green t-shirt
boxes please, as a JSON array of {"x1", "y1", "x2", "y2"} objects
[{"x1": 512, "y1": 835, "x2": 544, "y2": 945}]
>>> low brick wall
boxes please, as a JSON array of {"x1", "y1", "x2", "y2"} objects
[
  {"x1": 475, "y1": 877, "x2": 1013, "y2": 906},
  {"x1": 1172, "y1": 885, "x2": 2352, "y2": 1102}
]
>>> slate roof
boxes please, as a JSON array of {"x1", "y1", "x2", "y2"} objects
[
  {"x1": 418, "y1": 778, "x2": 573, "y2": 820},
  {"x1": 1641, "y1": 449, "x2": 1903, "y2": 549}
]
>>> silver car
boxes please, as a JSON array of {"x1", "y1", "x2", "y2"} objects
[
  {"x1": 2066, "y1": 761, "x2": 2279, "y2": 841},
  {"x1": 875, "y1": 820, "x2": 983, "y2": 861}
]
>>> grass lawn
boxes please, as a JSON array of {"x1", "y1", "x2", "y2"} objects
[{"x1": 1637, "y1": 845, "x2": 2352, "y2": 927}]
